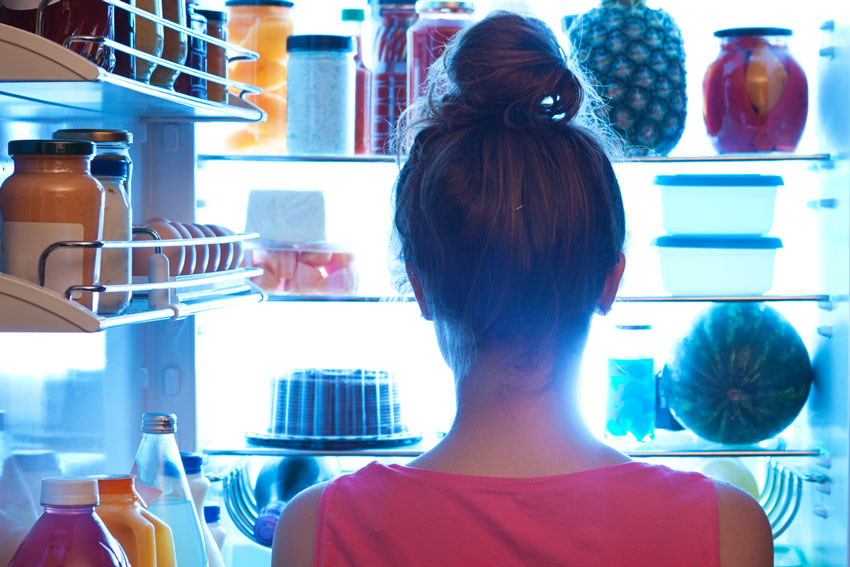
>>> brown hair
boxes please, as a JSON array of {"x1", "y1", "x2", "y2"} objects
[{"x1": 393, "y1": 12, "x2": 625, "y2": 377}]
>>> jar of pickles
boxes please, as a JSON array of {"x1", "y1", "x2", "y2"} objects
[
  {"x1": 225, "y1": 0, "x2": 295, "y2": 153},
  {"x1": 0, "y1": 0, "x2": 115, "y2": 70},
  {"x1": 703, "y1": 27, "x2": 808, "y2": 153},
  {"x1": 371, "y1": 2, "x2": 417, "y2": 155},
  {"x1": 406, "y1": 0, "x2": 473, "y2": 107}
]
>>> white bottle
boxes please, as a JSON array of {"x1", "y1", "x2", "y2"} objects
[
  {"x1": 204, "y1": 505, "x2": 227, "y2": 553},
  {"x1": 181, "y1": 453, "x2": 225, "y2": 567}
]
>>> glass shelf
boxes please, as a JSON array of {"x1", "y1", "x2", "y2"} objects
[
  {"x1": 263, "y1": 294, "x2": 830, "y2": 303},
  {"x1": 197, "y1": 153, "x2": 832, "y2": 164}
]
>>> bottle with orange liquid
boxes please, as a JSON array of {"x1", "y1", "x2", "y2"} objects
[
  {"x1": 94, "y1": 475, "x2": 177, "y2": 567},
  {"x1": 225, "y1": 0, "x2": 294, "y2": 154}
]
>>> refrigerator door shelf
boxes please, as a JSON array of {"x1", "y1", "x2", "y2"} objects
[
  {"x1": 0, "y1": 23, "x2": 263, "y2": 122},
  {"x1": 0, "y1": 272, "x2": 264, "y2": 332}
]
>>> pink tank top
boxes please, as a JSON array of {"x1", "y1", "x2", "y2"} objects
[{"x1": 314, "y1": 460, "x2": 720, "y2": 567}]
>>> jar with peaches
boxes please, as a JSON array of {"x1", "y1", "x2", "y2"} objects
[
  {"x1": 225, "y1": 0, "x2": 294, "y2": 153},
  {"x1": 703, "y1": 27, "x2": 808, "y2": 153}
]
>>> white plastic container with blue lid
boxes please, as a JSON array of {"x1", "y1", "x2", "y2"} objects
[
  {"x1": 652, "y1": 235, "x2": 783, "y2": 296},
  {"x1": 655, "y1": 174, "x2": 783, "y2": 235}
]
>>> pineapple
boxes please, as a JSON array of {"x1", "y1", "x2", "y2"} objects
[{"x1": 567, "y1": 0, "x2": 686, "y2": 156}]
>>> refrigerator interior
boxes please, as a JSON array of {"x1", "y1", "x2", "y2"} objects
[{"x1": 0, "y1": 0, "x2": 847, "y2": 566}]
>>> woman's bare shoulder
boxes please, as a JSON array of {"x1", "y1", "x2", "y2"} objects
[
  {"x1": 714, "y1": 480, "x2": 773, "y2": 567},
  {"x1": 271, "y1": 481, "x2": 329, "y2": 567}
]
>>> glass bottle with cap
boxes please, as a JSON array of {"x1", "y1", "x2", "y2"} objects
[
  {"x1": 0, "y1": 140, "x2": 104, "y2": 312},
  {"x1": 8, "y1": 477, "x2": 129, "y2": 567},
  {"x1": 407, "y1": 0, "x2": 474, "y2": 107},
  {"x1": 342, "y1": 8, "x2": 373, "y2": 155},
  {"x1": 203, "y1": 505, "x2": 227, "y2": 553},
  {"x1": 134, "y1": 413, "x2": 208, "y2": 567},
  {"x1": 286, "y1": 35, "x2": 357, "y2": 156},
  {"x1": 605, "y1": 324, "x2": 656, "y2": 445}
]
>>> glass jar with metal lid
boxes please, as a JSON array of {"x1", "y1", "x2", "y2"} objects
[
  {"x1": 286, "y1": 35, "x2": 356, "y2": 156},
  {"x1": 52, "y1": 129, "x2": 134, "y2": 202},
  {"x1": 0, "y1": 140, "x2": 104, "y2": 313},
  {"x1": 407, "y1": 1, "x2": 473, "y2": 107}
]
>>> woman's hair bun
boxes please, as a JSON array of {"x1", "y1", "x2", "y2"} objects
[{"x1": 440, "y1": 12, "x2": 583, "y2": 125}]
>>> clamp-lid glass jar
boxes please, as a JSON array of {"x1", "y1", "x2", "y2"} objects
[
  {"x1": 703, "y1": 27, "x2": 808, "y2": 153},
  {"x1": 286, "y1": 35, "x2": 356, "y2": 156},
  {"x1": 407, "y1": 1, "x2": 473, "y2": 107},
  {"x1": 0, "y1": 140, "x2": 104, "y2": 312}
]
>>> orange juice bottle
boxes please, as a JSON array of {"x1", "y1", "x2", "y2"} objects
[{"x1": 95, "y1": 475, "x2": 177, "y2": 567}]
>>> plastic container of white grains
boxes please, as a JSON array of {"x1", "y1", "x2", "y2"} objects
[{"x1": 286, "y1": 35, "x2": 356, "y2": 156}]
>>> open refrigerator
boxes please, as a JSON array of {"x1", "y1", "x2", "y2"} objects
[{"x1": 0, "y1": 0, "x2": 849, "y2": 565}]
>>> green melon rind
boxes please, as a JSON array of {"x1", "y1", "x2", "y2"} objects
[{"x1": 662, "y1": 303, "x2": 813, "y2": 445}]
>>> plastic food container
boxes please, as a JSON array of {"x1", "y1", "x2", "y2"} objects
[
  {"x1": 652, "y1": 236, "x2": 782, "y2": 296},
  {"x1": 655, "y1": 174, "x2": 782, "y2": 235},
  {"x1": 246, "y1": 369, "x2": 420, "y2": 449},
  {"x1": 243, "y1": 241, "x2": 358, "y2": 296}
]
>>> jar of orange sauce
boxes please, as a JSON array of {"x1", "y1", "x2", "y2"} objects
[
  {"x1": 225, "y1": 0, "x2": 294, "y2": 153},
  {"x1": 0, "y1": 140, "x2": 104, "y2": 312}
]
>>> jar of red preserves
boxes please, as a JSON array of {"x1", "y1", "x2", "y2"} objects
[
  {"x1": 371, "y1": 2, "x2": 417, "y2": 155},
  {"x1": 0, "y1": 0, "x2": 115, "y2": 71},
  {"x1": 703, "y1": 27, "x2": 808, "y2": 154},
  {"x1": 406, "y1": 0, "x2": 473, "y2": 108}
]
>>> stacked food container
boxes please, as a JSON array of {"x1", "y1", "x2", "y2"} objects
[{"x1": 651, "y1": 174, "x2": 785, "y2": 296}]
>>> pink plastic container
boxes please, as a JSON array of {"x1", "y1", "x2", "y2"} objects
[{"x1": 9, "y1": 477, "x2": 129, "y2": 567}]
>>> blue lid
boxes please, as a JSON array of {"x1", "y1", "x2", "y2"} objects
[
  {"x1": 204, "y1": 504, "x2": 221, "y2": 523},
  {"x1": 652, "y1": 236, "x2": 783, "y2": 249},
  {"x1": 653, "y1": 174, "x2": 784, "y2": 187},
  {"x1": 91, "y1": 158, "x2": 128, "y2": 178},
  {"x1": 180, "y1": 452, "x2": 203, "y2": 475}
]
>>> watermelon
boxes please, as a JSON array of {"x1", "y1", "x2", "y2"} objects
[{"x1": 662, "y1": 303, "x2": 813, "y2": 445}]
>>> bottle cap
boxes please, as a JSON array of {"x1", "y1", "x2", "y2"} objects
[
  {"x1": 196, "y1": 8, "x2": 228, "y2": 23},
  {"x1": 204, "y1": 504, "x2": 221, "y2": 523},
  {"x1": 41, "y1": 477, "x2": 99, "y2": 506},
  {"x1": 8, "y1": 139, "x2": 95, "y2": 156},
  {"x1": 142, "y1": 412, "x2": 177, "y2": 434},
  {"x1": 52, "y1": 129, "x2": 133, "y2": 144},
  {"x1": 91, "y1": 158, "x2": 128, "y2": 178},
  {"x1": 714, "y1": 27, "x2": 792, "y2": 38},
  {"x1": 287, "y1": 35, "x2": 355, "y2": 53},
  {"x1": 341, "y1": 8, "x2": 365, "y2": 21},
  {"x1": 180, "y1": 452, "x2": 204, "y2": 475},
  {"x1": 93, "y1": 474, "x2": 136, "y2": 496}
]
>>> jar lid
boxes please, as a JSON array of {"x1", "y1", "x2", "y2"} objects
[
  {"x1": 180, "y1": 452, "x2": 203, "y2": 475},
  {"x1": 653, "y1": 174, "x2": 784, "y2": 187},
  {"x1": 287, "y1": 35, "x2": 355, "y2": 52},
  {"x1": 52, "y1": 129, "x2": 133, "y2": 144},
  {"x1": 142, "y1": 412, "x2": 177, "y2": 434},
  {"x1": 652, "y1": 235, "x2": 783, "y2": 249},
  {"x1": 91, "y1": 159, "x2": 128, "y2": 178},
  {"x1": 9, "y1": 139, "x2": 95, "y2": 156},
  {"x1": 41, "y1": 477, "x2": 99, "y2": 506},
  {"x1": 225, "y1": 0, "x2": 293, "y2": 6},
  {"x1": 341, "y1": 8, "x2": 365, "y2": 21},
  {"x1": 196, "y1": 8, "x2": 228, "y2": 22},
  {"x1": 714, "y1": 27, "x2": 792, "y2": 38},
  {"x1": 415, "y1": 1, "x2": 474, "y2": 13},
  {"x1": 204, "y1": 504, "x2": 221, "y2": 524}
]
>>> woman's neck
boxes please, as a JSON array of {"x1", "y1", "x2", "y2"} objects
[{"x1": 409, "y1": 350, "x2": 630, "y2": 477}]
